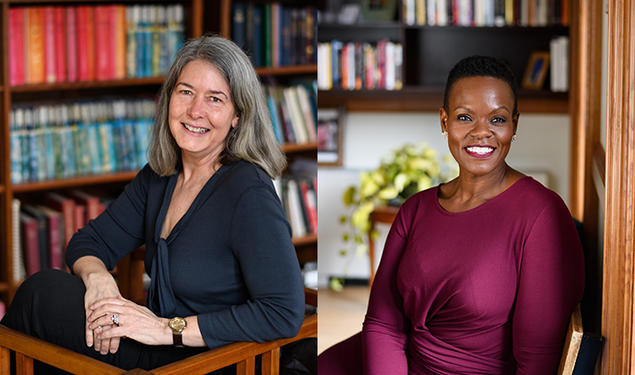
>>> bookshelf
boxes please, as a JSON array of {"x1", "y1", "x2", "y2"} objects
[
  {"x1": 0, "y1": 0, "x2": 317, "y2": 306},
  {"x1": 318, "y1": 7, "x2": 572, "y2": 114}
]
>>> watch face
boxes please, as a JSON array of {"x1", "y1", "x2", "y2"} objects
[{"x1": 169, "y1": 317, "x2": 187, "y2": 333}]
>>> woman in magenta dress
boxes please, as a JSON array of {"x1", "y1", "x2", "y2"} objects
[{"x1": 318, "y1": 56, "x2": 584, "y2": 374}]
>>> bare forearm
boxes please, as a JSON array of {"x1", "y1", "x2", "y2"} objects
[{"x1": 72, "y1": 256, "x2": 112, "y2": 285}]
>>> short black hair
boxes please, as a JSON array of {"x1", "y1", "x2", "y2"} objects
[{"x1": 443, "y1": 55, "x2": 519, "y2": 115}]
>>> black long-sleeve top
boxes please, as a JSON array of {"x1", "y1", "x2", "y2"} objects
[{"x1": 66, "y1": 160, "x2": 305, "y2": 349}]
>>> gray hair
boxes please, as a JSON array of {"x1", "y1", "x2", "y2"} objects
[{"x1": 148, "y1": 35, "x2": 286, "y2": 178}]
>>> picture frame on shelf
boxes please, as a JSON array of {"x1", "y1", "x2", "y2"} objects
[
  {"x1": 522, "y1": 51, "x2": 550, "y2": 90},
  {"x1": 318, "y1": 108, "x2": 344, "y2": 166},
  {"x1": 360, "y1": 0, "x2": 397, "y2": 22}
]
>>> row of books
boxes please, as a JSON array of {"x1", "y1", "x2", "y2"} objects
[
  {"x1": 550, "y1": 36, "x2": 569, "y2": 92},
  {"x1": 274, "y1": 176, "x2": 317, "y2": 238},
  {"x1": 231, "y1": 2, "x2": 316, "y2": 67},
  {"x1": 402, "y1": 0, "x2": 569, "y2": 27},
  {"x1": 12, "y1": 192, "x2": 109, "y2": 281},
  {"x1": 265, "y1": 82, "x2": 317, "y2": 145},
  {"x1": 10, "y1": 99, "x2": 155, "y2": 184},
  {"x1": 317, "y1": 40, "x2": 403, "y2": 91},
  {"x1": 9, "y1": 4, "x2": 185, "y2": 86}
]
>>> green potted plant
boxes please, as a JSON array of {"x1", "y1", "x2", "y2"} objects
[{"x1": 332, "y1": 143, "x2": 457, "y2": 291}]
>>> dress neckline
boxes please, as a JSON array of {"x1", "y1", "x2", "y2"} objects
[{"x1": 433, "y1": 176, "x2": 532, "y2": 216}]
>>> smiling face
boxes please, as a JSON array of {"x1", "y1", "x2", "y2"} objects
[
  {"x1": 440, "y1": 76, "x2": 518, "y2": 179},
  {"x1": 168, "y1": 59, "x2": 240, "y2": 161}
]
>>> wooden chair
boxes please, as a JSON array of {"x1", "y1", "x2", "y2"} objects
[
  {"x1": 557, "y1": 305, "x2": 602, "y2": 375},
  {"x1": 0, "y1": 250, "x2": 317, "y2": 374}
]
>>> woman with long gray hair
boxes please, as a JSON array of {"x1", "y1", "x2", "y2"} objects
[{"x1": 1, "y1": 35, "x2": 305, "y2": 373}]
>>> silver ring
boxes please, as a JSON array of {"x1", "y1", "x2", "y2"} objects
[{"x1": 112, "y1": 313, "x2": 119, "y2": 326}]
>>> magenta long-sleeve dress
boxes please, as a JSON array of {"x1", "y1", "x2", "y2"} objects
[{"x1": 319, "y1": 177, "x2": 584, "y2": 374}]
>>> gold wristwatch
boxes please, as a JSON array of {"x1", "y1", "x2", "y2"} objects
[{"x1": 168, "y1": 317, "x2": 187, "y2": 347}]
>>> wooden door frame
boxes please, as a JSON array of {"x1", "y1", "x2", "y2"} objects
[
  {"x1": 601, "y1": 0, "x2": 635, "y2": 372},
  {"x1": 570, "y1": 0, "x2": 635, "y2": 373}
]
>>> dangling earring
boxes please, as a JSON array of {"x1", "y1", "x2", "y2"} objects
[
  {"x1": 441, "y1": 130, "x2": 448, "y2": 138},
  {"x1": 512, "y1": 134, "x2": 517, "y2": 142}
]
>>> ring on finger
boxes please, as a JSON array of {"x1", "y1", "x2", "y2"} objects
[{"x1": 112, "y1": 313, "x2": 119, "y2": 326}]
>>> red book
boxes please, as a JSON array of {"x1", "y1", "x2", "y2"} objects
[
  {"x1": 38, "y1": 206, "x2": 63, "y2": 270},
  {"x1": 74, "y1": 205, "x2": 87, "y2": 231},
  {"x1": 299, "y1": 180, "x2": 317, "y2": 234},
  {"x1": 69, "y1": 190, "x2": 101, "y2": 222},
  {"x1": 94, "y1": 5, "x2": 112, "y2": 80},
  {"x1": 44, "y1": 192, "x2": 76, "y2": 248},
  {"x1": 43, "y1": 6, "x2": 56, "y2": 83},
  {"x1": 26, "y1": 7, "x2": 45, "y2": 84},
  {"x1": 53, "y1": 6, "x2": 67, "y2": 82},
  {"x1": 76, "y1": 6, "x2": 95, "y2": 81},
  {"x1": 20, "y1": 213, "x2": 40, "y2": 277},
  {"x1": 9, "y1": 8, "x2": 26, "y2": 85},
  {"x1": 66, "y1": 6, "x2": 78, "y2": 82}
]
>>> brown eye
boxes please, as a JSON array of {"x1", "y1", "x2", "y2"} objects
[{"x1": 457, "y1": 114, "x2": 472, "y2": 121}]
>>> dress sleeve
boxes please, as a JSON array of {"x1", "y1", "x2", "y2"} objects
[
  {"x1": 512, "y1": 196, "x2": 585, "y2": 374},
  {"x1": 362, "y1": 204, "x2": 411, "y2": 375},
  {"x1": 196, "y1": 183, "x2": 305, "y2": 348},
  {"x1": 65, "y1": 165, "x2": 149, "y2": 270}
]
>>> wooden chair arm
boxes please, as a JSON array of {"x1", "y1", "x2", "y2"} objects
[
  {"x1": 151, "y1": 314, "x2": 317, "y2": 375},
  {"x1": 0, "y1": 324, "x2": 122, "y2": 375},
  {"x1": 0, "y1": 314, "x2": 316, "y2": 375}
]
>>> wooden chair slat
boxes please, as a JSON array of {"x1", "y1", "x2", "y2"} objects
[{"x1": 262, "y1": 347, "x2": 281, "y2": 375}]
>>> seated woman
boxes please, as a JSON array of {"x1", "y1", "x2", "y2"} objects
[
  {"x1": 318, "y1": 56, "x2": 584, "y2": 374},
  {"x1": 1, "y1": 35, "x2": 305, "y2": 373}
]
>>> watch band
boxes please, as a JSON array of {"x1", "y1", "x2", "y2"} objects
[{"x1": 173, "y1": 332, "x2": 184, "y2": 347}]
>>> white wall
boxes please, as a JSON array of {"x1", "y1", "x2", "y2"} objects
[{"x1": 318, "y1": 111, "x2": 571, "y2": 287}]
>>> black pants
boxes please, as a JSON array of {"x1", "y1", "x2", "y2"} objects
[{"x1": 0, "y1": 269, "x2": 215, "y2": 374}]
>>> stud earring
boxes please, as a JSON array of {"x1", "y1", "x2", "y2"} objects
[
  {"x1": 441, "y1": 130, "x2": 448, "y2": 138},
  {"x1": 512, "y1": 134, "x2": 518, "y2": 142}
]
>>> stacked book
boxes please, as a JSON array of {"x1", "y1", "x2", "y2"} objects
[
  {"x1": 231, "y1": 2, "x2": 316, "y2": 67},
  {"x1": 12, "y1": 192, "x2": 111, "y2": 281},
  {"x1": 401, "y1": 0, "x2": 570, "y2": 26},
  {"x1": 264, "y1": 82, "x2": 317, "y2": 145},
  {"x1": 317, "y1": 40, "x2": 403, "y2": 91},
  {"x1": 274, "y1": 176, "x2": 318, "y2": 238},
  {"x1": 274, "y1": 159, "x2": 317, "y2": 239},
  {"x1": 10, "y1": 98, "x2": 155, "y2": 184},
  {"x1": 8, "y1": 4, "x2": 184, "y2": 85}
]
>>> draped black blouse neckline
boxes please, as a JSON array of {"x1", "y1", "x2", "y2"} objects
[{"x1": 148, "y1": 164, "x2": 229, "y2": 317}]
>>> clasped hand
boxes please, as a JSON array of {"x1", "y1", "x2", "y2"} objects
[{"x1": 86, "y1": 296, "x2": 170, "y2": 354}]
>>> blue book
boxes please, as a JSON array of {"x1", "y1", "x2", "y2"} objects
[
  {"x1": 330, "y1": 40, "x2": 343, "y2": 88},
  {"x1": 10, "y1": 109, "x2": 23, "y2": 184},
  {"x1": 135, "y1": 7, "x2": 146, "y2": 78},
  {"x1": 280, "y1": 6, "x2": 291, "y2": 66},
  {"x1": 232, "y1": 2, "x2": 246, "y2": 50},
  {"x1": 44, "y1": 125, "x2": 55, "y2": 180},
  {"x1": 266, "y1": 87, "x2": 283, "y2": 143},
  {"x1": 253, "y1": 5, "x2": 264, "y2": 67}
]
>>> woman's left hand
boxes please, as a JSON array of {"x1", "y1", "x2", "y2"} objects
[{"x1": 86, "y1": 296, "x2": 171, "y2": 346}]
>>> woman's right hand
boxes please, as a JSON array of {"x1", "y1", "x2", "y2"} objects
[{"x1": 83, "y1": 271, "x2": 122, "y2": 355}]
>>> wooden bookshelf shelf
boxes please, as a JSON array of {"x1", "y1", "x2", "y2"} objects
[
  {"x1": 0, "y1": 282, "x2": 9, "y2": 293},
  {"x1": 292, "y1": 233, "x2": 317, "y2": 247},
  {"x1": 13, "y1": 171, "x2": 139, "y2": 193},
  {"x1": 256, "y1": 64, "x2": 317, "y2": 76},
  {"x1": 319, "y1": 88, "x2": 568, "y2": 113},
  {"x1": 9, "y1": 77, "x2": 165, "y2": 93},
  {"x1": 0, "y1": 185, "x2": 4, "y2": 194},
  {"x1": 282, "y1": 142, "x2": 318, "y2": 153}
]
